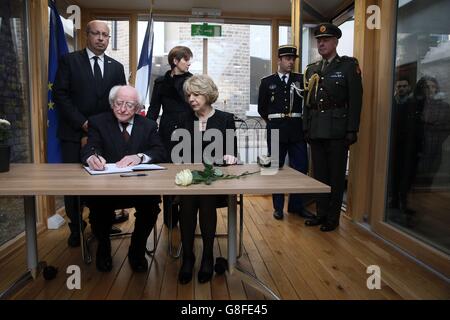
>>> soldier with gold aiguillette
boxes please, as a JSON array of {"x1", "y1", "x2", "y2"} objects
[
  {"x1": 303, "y1": 23, "x2": 363, "y2": 232},
  {"x1": 258, "y1": 45, "x2": 311, "y2": 221}
]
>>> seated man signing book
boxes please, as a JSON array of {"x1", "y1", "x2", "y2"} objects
[{"x1": 81, "y1": 85, "x2": 166, "y2": 273}]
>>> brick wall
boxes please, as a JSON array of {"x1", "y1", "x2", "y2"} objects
[
  {"x1": 176, "y1": 23, "x2": 252, "y2": 119},
  {"x1": 105, "y1": 21, "x2": 130, "y2": 81}
]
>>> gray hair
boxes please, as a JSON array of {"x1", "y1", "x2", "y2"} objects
[
  {"x1": 183, "y1": 74, "x2": 219, "y2": 105},
  {"x1": 108, "y1": 85, "x2": 143, "y2": 111}
]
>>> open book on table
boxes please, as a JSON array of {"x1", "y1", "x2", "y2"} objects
[{"x1": 83, "y1": 163, "x2": 166, "y2": 175}]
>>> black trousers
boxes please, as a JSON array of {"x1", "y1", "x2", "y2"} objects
[
  {"x1": 310, "y1": 139, "x2": 348, "y2": 224},
  {"x1": 179, "y1": 195, "x2": 218, "y2": 260},
  {"x1": 61, "y1": 140, "x2": 82, "y2": 233},
  {"x1": 85, "y1": 195, "x2": 161, "y2": 255}
]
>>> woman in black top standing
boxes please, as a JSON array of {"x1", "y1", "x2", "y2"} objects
[{"x1": 147, "y1": 46, "x2": 193, "y2": 227}]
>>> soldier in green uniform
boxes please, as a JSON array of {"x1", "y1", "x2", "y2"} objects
[
  {"x1": 258, "y1": 45, "x2": 312, "y2": 220},
  {"x1": 303, "y1": 23, "x2": 363, "y2": 231}
]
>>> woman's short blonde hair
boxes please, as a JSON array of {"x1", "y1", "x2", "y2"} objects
[{"x1": 183, "y1": 74, "x2": 219, "y2": 105}]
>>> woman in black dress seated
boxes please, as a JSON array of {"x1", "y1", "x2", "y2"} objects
[{"x1": 172, "y1": 74, "x2": 237, "y2": 284}]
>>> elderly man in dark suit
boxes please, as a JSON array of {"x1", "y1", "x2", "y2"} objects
[
  {"x1": 53, "y1": 20, "x2": 127, "y2": 247},
  {"x1": 81, "y1": 85, "x2": 166, "y2": 272}
]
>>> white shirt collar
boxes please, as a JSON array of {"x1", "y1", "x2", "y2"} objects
[
  {"x1": 277, "y1": 72, "x2": 290, "y2": 82},
  {"x1": 86, "y1": 48, "x2": 105, "y2": 61},
  {"x1": 119, "y1": 117, "x2": 134, "y2": 126}
]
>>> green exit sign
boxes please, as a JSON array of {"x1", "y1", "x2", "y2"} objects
[{"x1": 191, "y1": 24, "x2": 222, "y2": 37}]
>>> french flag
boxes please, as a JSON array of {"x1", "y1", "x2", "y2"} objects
[{"x1": 135, "y1": 14, "x2": 154, "y2": 111}]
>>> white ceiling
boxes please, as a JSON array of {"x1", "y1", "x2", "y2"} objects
[{"x1": 73, "y1": 0, "x2": 352, "y2": 22}]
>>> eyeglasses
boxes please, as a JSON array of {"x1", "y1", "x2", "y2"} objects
[
  {"x1": 113, "y1": 100, "x2": 138, "y2": 110},
  {"x1": 88, "y1": 31, "x2": 111, "y2": 39}
]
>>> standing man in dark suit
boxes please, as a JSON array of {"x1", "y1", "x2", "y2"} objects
[
  {"x1": 81, "y1": 85, "x2": 166, "y2": 272},
  {"x1": 258, "y1": 45, "x2": 311, "y2": 220},
  {"x1": 53, "y1": 20, "x2": 126, "y2": 247},
  {"x1": 303, "y1": 23, "x2": 363, "y2": 232}
]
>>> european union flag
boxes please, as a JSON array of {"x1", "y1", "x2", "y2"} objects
[{"x1": 47, "y1": 1, "x2": 68, "y2": 163}]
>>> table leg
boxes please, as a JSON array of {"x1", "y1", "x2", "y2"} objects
[
  {"x1": 226, "y1": 194, "x2": 280, "y2": 300},
  {"x1": 0, "y1": 196, "x2": 45, "y2": 299},
  {"x1": 78, "y1": 196, "x2": 92, "y2": 264}
]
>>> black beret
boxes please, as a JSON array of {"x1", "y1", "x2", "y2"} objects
[
  {"x1": 314, "y1": 23, "x2": 342, "y2": 39},
  {"x1": 278, "y1": 45, "x2": 299, "y2": 57}
]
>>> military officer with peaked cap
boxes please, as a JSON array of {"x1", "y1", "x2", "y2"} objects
[
  {"x1": 258, "y1": 45, "x2": 312, "y2": 220},
  {"x1": 303, "y1": 23, "x2": 363, "y2": 231}
]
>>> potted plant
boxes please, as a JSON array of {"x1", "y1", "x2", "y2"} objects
[{"x1": 0, "y1": 118, "x2": 11, "y2": 172}]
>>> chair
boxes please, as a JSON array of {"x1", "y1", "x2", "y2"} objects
[
  {"x1": 165, "y1": 194, "x2": 244, "y2": 260},
  {"x1": 78, "y1": 201, "x2": 161, "y2": 265}
]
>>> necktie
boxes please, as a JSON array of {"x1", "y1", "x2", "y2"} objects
[
  {"x1": 321, "y1": 60, "x2": 329, "y2": 72},
  {"x1": 121, "y1": 122, "x2": 130, "y2": 143},
  {"x1": 93, "y1": 56, "x2": 102, "y2": 95},
  {"x1": 281, "y1": 74, "x2": 287, "y2": 84}
]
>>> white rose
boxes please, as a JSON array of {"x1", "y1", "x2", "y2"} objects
[
  {"x1": 175, "y1": 169, "x2": 193, "y2": 186},
  {"x1": 0, "y1": 119, "x2": 11, "y2": 127}
]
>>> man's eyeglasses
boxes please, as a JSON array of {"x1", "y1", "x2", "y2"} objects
[
  {"x1": 114, "y1": 100, "x2": 138, "y2": 110},
  {"x1": 88, "y1": 31, "x2": 111, "y2": 39}
]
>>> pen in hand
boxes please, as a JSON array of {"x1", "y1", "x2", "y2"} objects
[{"x1": 91, "y1": 147, "x2": 106, "y2": 171}]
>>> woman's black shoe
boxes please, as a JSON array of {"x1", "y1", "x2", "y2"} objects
[
  {"x1": 198, "y1": 256, "x2": 214, "y2": 283},
  {"x1": 178, "y1": 258, "x2": 195, "y2": 284}
]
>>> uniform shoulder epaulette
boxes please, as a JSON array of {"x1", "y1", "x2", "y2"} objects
[
  {"x1": 261, "y1": 74, "x2": 275, "y2": 81},
  {"x1": 307, "y1": 60, "x2": 321, "y2": 67},
  {"x1": 341, "y1": 56, "x2": 359, "y2": 64}
]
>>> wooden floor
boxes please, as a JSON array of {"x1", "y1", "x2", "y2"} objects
[{"x1": 1, "y1": 195, "x2": 449, "y2": 300}]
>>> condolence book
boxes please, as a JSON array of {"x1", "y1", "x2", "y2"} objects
[{"x1": 84, "y1": 163, "x2": 166, "y2": 175}]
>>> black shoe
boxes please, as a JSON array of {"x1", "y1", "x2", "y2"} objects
[
  {"x1": 198, "y1": 256, "x2": 214, "y2": 284},
  {"x1": 96, "y1": 240, "x2": 112, "y2": 272},
  {"x1": 110, "y1": 225, "x2": 122, "y2": 234},
  {"x1": 305, "y1": 217, "x2": 325, "y2": 227},
  {"x1": 273, "y1": 210, "x2": 284, "y2": 220},
  {"x1": 127, "y1": 250, "x2": 148, "y2": 272},
  {"x1": 67, "y1": 220, "x2": 87, "y2": 247},
  {"x1": 178, "y1": 257, "x2": 195, "y2": 285},
  {"x1": 320, "y1": 222, "x2": 339, "y2": 232},
  {"x1": 113, "y1": 209, "x2": 129, "y2": 224},
  {"x1": 67, "y1": 232, "x2": 81, "y2": 247}
]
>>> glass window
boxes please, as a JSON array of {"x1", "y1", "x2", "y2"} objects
[
  {"x1": 0, "y1": 0, "x2": 31, "y2": 246},
  {"x1": 137, "y1": 20, "x2": 271, "y2": 119},
  {"x1": 386, "y1": 0, "x2": 450, "y2": 254}
]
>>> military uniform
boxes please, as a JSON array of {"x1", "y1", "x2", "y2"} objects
[
  {"x1": 303, "y1": 23, "x2": 363, "y2": 230},
  {"x1": 304, "y1": 55, "x2": 363, "y2": 229},
  {"x1": 258, "y1": 46, "x2": 308, "y2": 218}
]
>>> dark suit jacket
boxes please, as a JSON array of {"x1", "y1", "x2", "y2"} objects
[
  {"x1": 81, "y1": 111, "x2": 166, "y2": 165},
  {"x1": 171, "y1": 109, "x2": 237, "y2": 164},
  {"x1": 54, "y1": 49, "x2": 126, "y2": 142}
]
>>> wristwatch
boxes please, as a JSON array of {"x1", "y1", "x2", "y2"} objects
[{"x1": 137, "y1": 153, "x2": 144, "y2": 164}]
